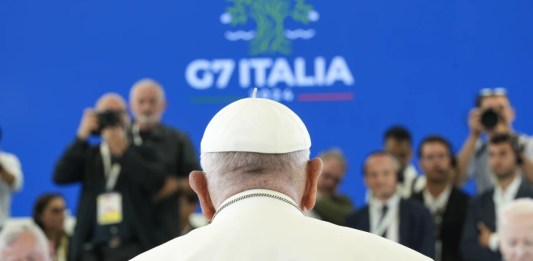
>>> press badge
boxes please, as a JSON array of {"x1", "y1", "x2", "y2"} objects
[{"x1": 97, "y1": 192, "x2": 123, "y2": 225}]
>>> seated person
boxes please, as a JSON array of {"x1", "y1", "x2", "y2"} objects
[
  {"x1": 33, "y1": 193, "x2": 70, "y2": 261},
  {"x1": 346, "y1": 151, "x2": 435, "y2": 258},
  {"x1": 313, "y1": 148, "x2": 354, "y2": 225}
]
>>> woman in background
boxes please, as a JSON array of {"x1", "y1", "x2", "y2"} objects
[{"x1": 33, "y1": 193, "x2": 69, "y2": 261}]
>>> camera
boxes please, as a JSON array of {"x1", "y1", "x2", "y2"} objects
[
  {"x1": 480, "y1": 109, "x2": 500, "y2": 129},
  {"x1": 91, "y1": 110, "x2": 123, "y2": 135}
]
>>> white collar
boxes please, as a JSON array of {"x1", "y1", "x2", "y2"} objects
[
  {"x1": 494, "y1": 174, "x2": 522, "y2": 201},
  {"x1": 370, "y1": 193, "x2": 401, "y2": 210},
  {"x1": 423, "y1": 185, "x2": 452, "y2": 214}
]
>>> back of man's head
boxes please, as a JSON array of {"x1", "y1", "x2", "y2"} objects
[{"x1": 191, "y1": 96, "x2": 322, "y2": 220}]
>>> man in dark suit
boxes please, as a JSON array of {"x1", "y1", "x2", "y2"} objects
[
  {"x1": 411, "y1": 136, "x2": 470, "y2": 261},
  {"x1": 461, "y1": 133, "x2": 533, "y2": 261},
  {"x1": 54, "y1": 93, "x2": 166, "y2": 261},
  {"x1": 346, "y1": 151, "x2": 435, "y2": 258}
]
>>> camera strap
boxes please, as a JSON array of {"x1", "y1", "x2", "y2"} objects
[
  {"x1": 100, "y1": 143, "x2": 121, "y2": 191},
  {"x1": 131, "y1": 124, "x2": 143, "y2": 146}
]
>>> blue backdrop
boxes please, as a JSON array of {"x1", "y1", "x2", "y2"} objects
[{"x1": 1, "y1": 0, "x2": 532, "y2": 217}]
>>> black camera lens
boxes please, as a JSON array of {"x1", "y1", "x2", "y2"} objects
[{"x1": 480, "y1": 109, "x2": 499, "y2": 129}]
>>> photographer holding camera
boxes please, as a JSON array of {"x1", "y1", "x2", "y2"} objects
[
  {"x1": 456, "y1": 88, "x2": 533, "y2": 194},
  {"x1": 54, "y1": 93, "x2": 166, "y2": 261}
]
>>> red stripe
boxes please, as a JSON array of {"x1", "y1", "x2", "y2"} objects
[{"x1": 298, "y1": 92, "x2": 354, "y2": 102}]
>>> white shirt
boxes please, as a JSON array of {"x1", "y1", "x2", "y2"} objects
[
  {"x1": 133, "y1": 189, "x2": 431, "y2": 261},
  {"x1": 423, "y1": 185, "x2": 452, "y2": 216},
  {"x1": 468, "y1": 133, "x2": 533, "y2": 194},
  {"x1": 369, "y1": 193, "x2": 401, "y2": 243},
  {"x1": 0, "y1": 151, "x2": 23, "y2": 227},
  {"x1": 488, "y1": 174, "x2": 522, "y2": 251},
  {"x1": 423, "y1": 185, "x2": 452, "y2": 261}
]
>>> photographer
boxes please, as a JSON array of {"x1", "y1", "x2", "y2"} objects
[
  {"x1": 456, "y1": 88, "x2": 533, "y2": 194},
  {"x1": 0, "y1": 126, "x2": 23, "y2": 231},
  {"x1": 53, "y1": 93, "x2": 165, "y2": 261}
]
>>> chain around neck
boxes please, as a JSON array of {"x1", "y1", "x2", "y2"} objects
[{"x1": 212, "y1": 192, "x2": 303, "y2": 220}]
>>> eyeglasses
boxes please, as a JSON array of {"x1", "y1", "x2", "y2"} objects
[
  {"x1": 49, "y1": 207, "x2": 66, "y2": 214},
  {"x1": 479, "y1": 88, "x2": 507, "y2": 97}
]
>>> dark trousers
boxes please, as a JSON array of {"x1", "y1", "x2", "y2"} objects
[{"x1": 81, "y1": 244, "x2": 141, "y2": 261}]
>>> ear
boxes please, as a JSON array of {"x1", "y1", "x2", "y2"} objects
[
  {"x1": 508, "y1": 106, "x2": 516, "y2": 123},
  {"x1": 189, "y1": 171, "x2": 216, "y2": 221},
  {"x1": 301, "y1": 157, "x2": 323, "y2": 211}
]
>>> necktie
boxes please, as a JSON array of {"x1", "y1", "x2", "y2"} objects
[{"x1": 379, "y1": 205, "x2": 389, "y2": 238}]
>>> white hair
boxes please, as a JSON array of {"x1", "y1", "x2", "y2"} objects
[
  {"x1": 318, "y1": 148, "x2": 348, "y2": 171},
  {"x1": 201, "y1": 150, "x2": 310, "y2": 186},
  {"x1": 0, "y1": 222, "x2": 50, "y2": 260},
  {"x1": 499, "y1": 198, "x2": 533, "y2": 229},
  {"x1": 129, "y1": 78, "x2": 166, "y2": 102}
]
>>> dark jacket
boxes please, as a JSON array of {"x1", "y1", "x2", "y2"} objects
[
  {"x1": 53, "y1": 138, "x2": 166, "y2": 261},
  {"x1": 460, "y1": 181, "x2": 533, "y2": 261},
  {"x1": 129, "y1": 124, "x2": 200, "y2": 242},
  {"x1": 346, "y1": 198, "x2": 435, "y2": 258},
  {"x1": 411, "y1": 187, "x2": 470, "y2": 261}
]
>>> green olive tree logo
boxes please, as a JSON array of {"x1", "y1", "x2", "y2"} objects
[{"x1": 221, "y1": 0, "x2": 319, "y2": 55}]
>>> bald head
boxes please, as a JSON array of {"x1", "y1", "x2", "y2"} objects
[
  {"x1": 95, "y1": 93, "x2": 127, "y2": 112},
  {"x1": 129, "y1": 78, "x2": 166, "y2": 129}
]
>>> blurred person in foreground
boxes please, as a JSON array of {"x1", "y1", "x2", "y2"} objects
[
  {"x1": 0, "y1": 126, "x2": 24, "y2": 231},
  {"x1": 132, "y1": 94, "x2": 431, "y2": 260},
  {"x1": 0, "y1": 222, "x2": 50, "y2": 261},
  {"x1": 313, "y1": 148, "x2": 353, "y2": 225},
  {"x1": 54, "y1": 93, "x2": 165, "y2": 261},
  {"x1": 498, "y1": 198, "x2": 533, "y2": 261},
  {"x1": 33, "y1": 193, "x2": 69, "y2": 261},
  {"x1": 128, "y1": 79, "x2": 200, "y2": 241}
]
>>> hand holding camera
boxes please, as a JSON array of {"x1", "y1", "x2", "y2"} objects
[
  {"x1": 469, "y1": 107, "x2": 510, "y2": 137},
  {"x1": 77, "y1": 109, "x2": 99, "y2": 140}
]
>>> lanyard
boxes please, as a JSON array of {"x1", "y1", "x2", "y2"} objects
[
  {"x1": 100, "y1": 143, "x2": 121, "y2": 191},
  {"x1": 131, "y1": 124, "x2": 143, "y2": 146},
  {"x1": 371, "y1": 204, "x2": 396, "y2": 237}
]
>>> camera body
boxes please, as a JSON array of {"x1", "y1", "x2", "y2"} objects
[
  {"x1": 480, "y1": 108, "x2": 500, "y2": 130},
  {"x1": 91, "y1": 110, "x2": 123, "y2": 135}
]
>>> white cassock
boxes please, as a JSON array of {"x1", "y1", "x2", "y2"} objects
[{"x1": 132, "y1": 189, "x2": 432, "y2": 261}]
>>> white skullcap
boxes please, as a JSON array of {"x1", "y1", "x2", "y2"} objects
[{"x1": 201, "y1": 97, "x2": 311, "y2": 153}]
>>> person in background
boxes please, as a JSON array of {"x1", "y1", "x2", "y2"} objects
[
  {"x1": 33, "y1": 193, "x2": 69, "y2": 261},
  {"x1": 457, "y1": 88, "x2": 533, "y2": 194},
  {"x1": 129, "y1": 79, "x2": 200, "y2": 241},
  {"x1": 411, "y1": 136, "x2": 469, "y2": 261},
  {"x1": 179, "y1": 192, "x2": 200, "y2": 236},
  {"x1": 54, "y1": 93, "x2": 166, "y2": 261},
  {"x1": 346, "y1": 151, "x2": 435, "y2": 258},
  {"x1": 0, "y1": 222, "x2": 50, "y2": 261},
  {"x1": 461, "y1": 134, "x2": 533, "y2": 261},
  {"x1": 313, "y1": 148, "x2": 353, "y2": 225},
  {"x1": 383, "y1": 125, "x2": 424, "y2": 198},
  {"x1": 0, "y1": 126, "x2": 24, "y2": 231},
  {"x1": 498, "y1": 198, "x2": 533, "y2": 261}
]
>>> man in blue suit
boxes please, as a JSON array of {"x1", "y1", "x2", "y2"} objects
[
  {"x1": 346, "y1": 151, "x2": 435, "y2": 258},
  {"x1": 461, "y1": 133, "x2": 533, "y2": 261}
]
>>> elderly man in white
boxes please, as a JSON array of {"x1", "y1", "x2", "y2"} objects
[
  {"x1": 132, "y1": 94, "x2": 431, "y2": 260},
  {"x1": 0, "y1": 222, "x2": 50, "y2": 261},
  {"x1": 498, "y1": 198, "x2": 533, "y2": 261}
]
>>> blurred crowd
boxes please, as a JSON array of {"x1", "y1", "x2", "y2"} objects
[{"x1": 1, "y1": 83, "x2": 532, "y2": 261}]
